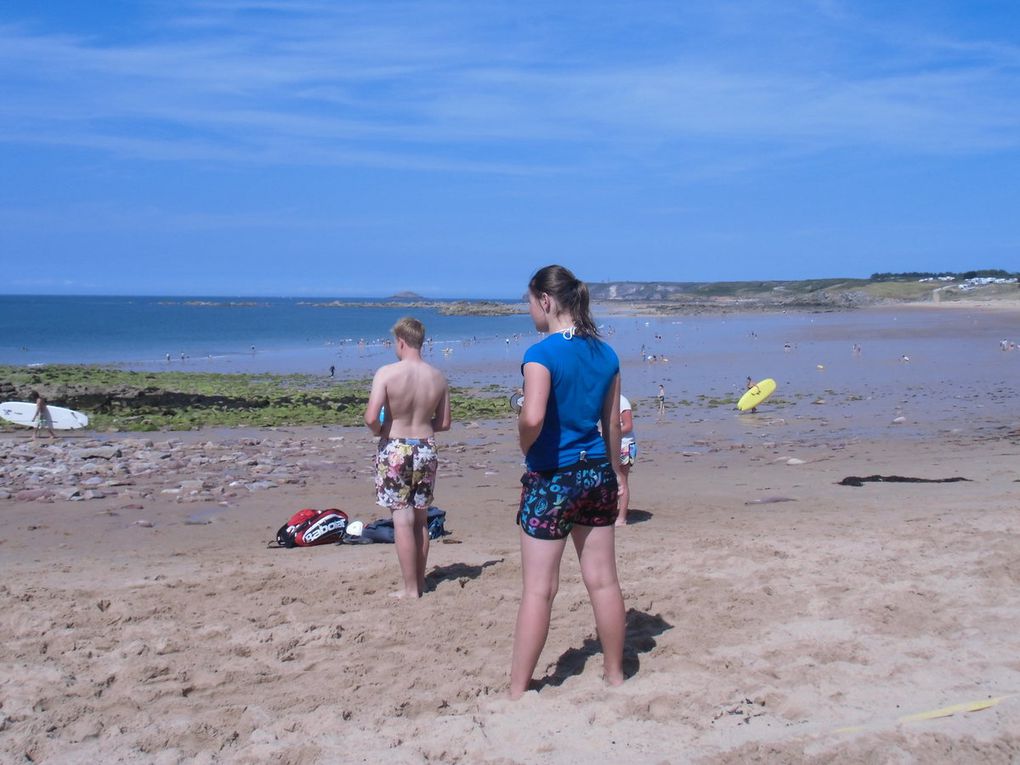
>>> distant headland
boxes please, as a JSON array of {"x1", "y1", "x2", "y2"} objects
[
  {"x1": 298, "y1": 270, "x2": 1019, "y2": 316},
  {"x1": 586, "y1": 270, "x2": 1019, "y2": 314}
]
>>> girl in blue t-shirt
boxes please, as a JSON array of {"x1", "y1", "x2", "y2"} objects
[{"x1": 510, "y1": 264, "x2": 627, "y2": 699}]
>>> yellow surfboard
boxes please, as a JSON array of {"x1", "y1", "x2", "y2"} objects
[{"x1": 737, "y1": 378, "x2": 776, "y2": 411}]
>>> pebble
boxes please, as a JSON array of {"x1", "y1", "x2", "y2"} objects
[
  {"x1": 0, "y1": 433, "x2": 476, "y2": 505},
  {"x1": 786, "y1": 458, "x2": 806, "y2": 465}
]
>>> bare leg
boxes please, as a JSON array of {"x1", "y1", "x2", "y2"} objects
[
  {"x1": 413, "y1": 506, "x2": 429, "y2": 594},
  {"x1": 615, "y1": 464, "x2": 631, "y2": 526},
  {"x1": 509, "y1": 530, "x2": 568, "y2": 699},
  {"x1": 391, "y1": 506, "x2": 423, "y2": 598},
  {"x1": 572, "y1": 525, "x2": 626, "y2": 686}
]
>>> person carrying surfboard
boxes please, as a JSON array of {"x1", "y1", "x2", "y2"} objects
[
  {"x1": 745, "y1": 376, "x2": 758, "y2": 413},
  {"x1": 31, "y1": 391, "x2": 56, "y2": 440}
]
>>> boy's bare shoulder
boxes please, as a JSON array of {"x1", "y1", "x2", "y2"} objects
[
  {"x1": 426, "y1": 362, "x2": 449, "y2": 383},
  {"x1": 373, "y1": 361, "x2": 402, "y2": 378}
]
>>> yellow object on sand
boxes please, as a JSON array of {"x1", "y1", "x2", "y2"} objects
[
  {"x1": 835, "y1": 694, "x2": 1012, "y2": 734},
  {"x1": 737, "y1": 378, "x2": 777, "y2": 411},
  {"x1": 898, "y1": 696, "x2": 1009, "y2": 723}
]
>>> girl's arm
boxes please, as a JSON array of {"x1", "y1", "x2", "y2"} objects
[{"x1": 518, "y1": 362, "x2": 550, "y2": 456}]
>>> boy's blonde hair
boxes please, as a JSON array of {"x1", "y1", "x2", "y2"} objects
[{"x1": 392, "y1": 317, "x2": 425, "y2": 349}]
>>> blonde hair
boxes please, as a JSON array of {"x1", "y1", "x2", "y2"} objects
[{"x1": 392, "y1": 317, "x2": 425, "y2": 349}]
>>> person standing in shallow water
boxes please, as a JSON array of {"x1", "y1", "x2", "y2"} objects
[
  {"x1": 511, "y1": 264, "x2": 626, "y2": 699},
  {"x1": 364, "y1": 318, "x2": 451, "y2": 599}
]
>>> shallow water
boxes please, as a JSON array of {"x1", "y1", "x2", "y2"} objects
[{"x1": 3, "y1": 297, "x2": 1018, "y2": 444}]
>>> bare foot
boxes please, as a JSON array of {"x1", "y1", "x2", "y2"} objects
[
  {"x1": 389, "y1": 589, "x2": 421, "y2": 599},
  {"x1": 508, "y1": 680, "x2": 538, "y2": 700},
  {"x1": 604, "y1": 671, "x2": 625, "y2": 688},
  {"x1": 615, "y1": 519, "x2": 627, "y2": 527}
]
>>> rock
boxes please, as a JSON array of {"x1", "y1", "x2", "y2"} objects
[
  {"x1": 135, "y1": 519, "x2": 154, "y2": 528},
  {"x1": 59, "y1": 488, "x2": 82, "y2": 501},
  {"x1": 83, "y1": 490, "x2": 106, "y2": 500},
  {"x1": 786, "y1": 458, "x2": 806, "y2": 465},
  {"x1": 0, "y1": 490, "x2": 11, "y2": 500},
  {"x1": 179, "y1": 480, "x2": 207, "y2": 491},
  {"x1": 72, "y1": 446, "x2": 123, "y2": 460},
  {"x1": 745, "y1": 496, "x2": 798, "y2": 505},
  {"x1": 892, "y1": 416, "x2": 907, "y2": 424},
  {"x1": 16, "y1": 489, "x2": 49, "y2": 501}
]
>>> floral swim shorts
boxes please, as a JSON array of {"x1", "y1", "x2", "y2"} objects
[
  {"x1": 375, "y1": 437, "x2": 438, "y2": 511},
  {"x1": 518, "y1": 458, "x2": 619, "y2": 540},
  {"x1": 620, "y1": 436, "x2": 637, "y2": 466}
]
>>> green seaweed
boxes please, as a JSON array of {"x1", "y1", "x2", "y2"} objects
[{"x1": 0, "y1": 365, "x2": 512, "y2": 432}]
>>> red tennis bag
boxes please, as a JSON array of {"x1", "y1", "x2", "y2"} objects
[{"x1": 276, "y1": 508, "x2": 349, "y2": 548}]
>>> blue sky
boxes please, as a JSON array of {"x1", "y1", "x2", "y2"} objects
[{"x1": 2, "y1": 0, "x2": 1019, "y2": 297}]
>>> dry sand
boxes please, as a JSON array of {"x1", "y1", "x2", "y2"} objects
[{"x1": 3, "y1": 410, "x2": 1020, "y2": 763}]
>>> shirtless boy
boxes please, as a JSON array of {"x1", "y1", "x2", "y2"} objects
[{"x1": 364, "y1": 318, "x2": 451, "y2": 598}]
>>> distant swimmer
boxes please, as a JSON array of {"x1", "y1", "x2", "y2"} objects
[
  {"x1": 783, "y1": 343, "x2": 792, "y2": 351},
  {"x1": 901, "y1": 354, "x2": 911, "y2": 362}
]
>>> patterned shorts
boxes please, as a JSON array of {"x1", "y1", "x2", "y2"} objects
[
  {"x1": 518, "y1": 459, "x2": 619, "y2": 540},
  {"x1": 375, "y1": 437, "x2": 438, "y2": 511},
  {"x1": 620, "y1": 437, "x2": 637, "y2": 466}
]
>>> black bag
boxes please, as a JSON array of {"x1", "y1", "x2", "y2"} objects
[{"x1": 361, "y1": 507, "x2": 447, "y2": 543}]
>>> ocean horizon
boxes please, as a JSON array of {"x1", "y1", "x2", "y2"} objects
[{"x1": 0, "y1": 295, "x2": 533, "y2": 372}]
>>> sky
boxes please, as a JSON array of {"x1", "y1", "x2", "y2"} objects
[{"x1": 2, "y1": 0, "x2": 1019, "y2": 297}]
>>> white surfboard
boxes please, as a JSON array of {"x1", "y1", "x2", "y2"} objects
[{"x1": 0, "y1": 401, "x2": 90, "y2": 430}]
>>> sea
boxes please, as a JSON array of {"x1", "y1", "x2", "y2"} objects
[{"x1": 2, "y1": 295, "x2": 1018, "y2": 443}]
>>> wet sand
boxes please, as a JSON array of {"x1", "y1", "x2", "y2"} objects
[{"x1": 3, "y1": 305, "x2": 1020, "y2": 763}]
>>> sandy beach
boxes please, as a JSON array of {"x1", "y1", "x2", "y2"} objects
[{"x1": 3, "y1": 306, "x2": 1020, "y2": 764}]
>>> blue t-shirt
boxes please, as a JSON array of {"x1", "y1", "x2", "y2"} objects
[{"x1": 521, "y1": 332, "x2": 620, "y2": 471}]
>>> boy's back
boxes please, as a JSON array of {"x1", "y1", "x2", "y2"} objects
[
  {"x1": 374, "y1": 358, "x2": 448, "y2": 438},
  {"x1": 364, "y1": 316, "x2": 451, "y2": 599}
]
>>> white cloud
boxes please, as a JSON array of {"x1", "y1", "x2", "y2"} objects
[{"x1": 1, "y1": 2, "x2": 1018, "y2": 176}]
